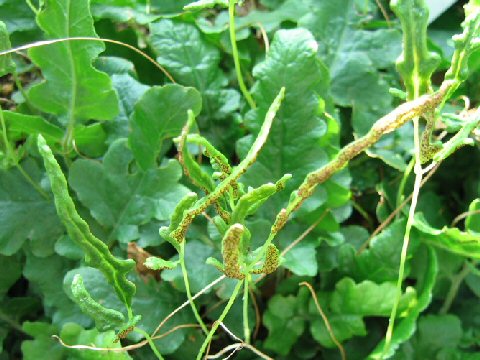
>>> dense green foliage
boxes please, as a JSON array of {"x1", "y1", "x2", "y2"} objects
[{"x1": 0, "y1": 0, "x2": 480, "y2": 359}]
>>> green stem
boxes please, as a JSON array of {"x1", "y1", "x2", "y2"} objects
[
  {"x1": 228, "y1": 0, "x2": 256, "y2": 109},
  {"x1": 0, "y1": 310, "x2": 26, "y2": 334},
  {"x1": 243, "y1": 275, "x2": 251, "y2": 344},
  {"x1": 25, "y1": 0, "x2": 39, "y2": 14},
  {"x1": 439, "y1": 262, "x2": 471, "y2": 314},
  {"x1": 16, "y1": 163, "x2": 49, "y2": 199},
  {"x1": 12, "y1": 70, "x2": 35, "y2": 113},
  {"x1": 134, "y1": 327, "x2": 164, "y2": 360},
  {"x1": 179, "y1": 243, "x2": 209, "y2": 335},
  {"x1": 146, "y1": 0, "x2": 151, "y2": 14},
  {"x1": 352, "y1": 199, "x2": 374, "y2": 229},
  {"x1": 383, "y1": 116, "x2": 423, "y2": 357},
  {"x1": 196, "y1": 280, "x2": 243, "y2": 360},
  {"x1": 396, "y1": 158, "x2": 414, "y2": 216}
]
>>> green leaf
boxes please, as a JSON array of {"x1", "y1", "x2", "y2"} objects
[
  {"x1": 91, "y1": 0, "x2": 156, "y2": 23},
  {"x1": 95, "y1": 57, "x2": 150, "y2": 144},
  {"x1": 0, "y1": 254, "x2": 21, "y2": 297},
  {"x1": 355, "y1": 219, "x2": 417, "y2": 282},
  {"x1": 391, "y1": 0, "x2": 441, "y2": 99},
  {"x1": 60, "y1": 322, "x2": 132, "y2": 359},
  {"x1": 28, "y1": 0, "x2": 119, "y2": 121},
  {"x1": 264, "y1": 293, "x2": 307, "y2": 355},
  {"x1": 184, "y1": 0, "x2": 228, "y2": 10},
  {"x1": 144, "y1": 257, "x2": 179, "y2": 270},
  {"x1": 433, "y1": 110, "x2": 480, "y2": 162},
  {"x1": 231, "y1": 175, "x2": 291, "y2": 223},
  {"x1": 161, "y1": 241, "x2": 220, "y2": 293},
  {"x1": 132, "y1": 279, "x2": 193, "y2": 355},
  {"x1": 21, "y1": 322, "x2": 65, "y2": 360},
  {"x1": 310, "y1": 278, "x2": 417, "y2": 348},
  {"x1": 394, "y1": 314, "x2": 463, "y2": 359},
  {"x1": 413, "y1": 213, "x2": 480, "y2": 258},
  {"x1": 446, "y1": 1, "x2": 480, "y2": 83},
  {"x1": 129, "y1": 84, "x2": 202, "y2": 170},
  {"x1": 4, "y1": 111, "x2": 63, "y2": 143},
  {"x1": 368, "y1": 246, "x2": 438, "y2": 359},
  {"x1": 237, "y1": 29, "x2": 335, "y2": 213},
  {"x1": 23, "y1": 251, "x2": 85, "y2": 326},
  {"x1": 0, "y1": 0, "x2": 38, "y2": 40},
  {"x1": 70, "y1": 274, "x2": 125, "y2": 331},
  {"x1": 0, "y1": 159, "x2": 62, "y2": 256},
  {"x1": 282, "y1": 242, "x2": 318, "y2": 277},
  {"x1": 69, "y1": 139, "x2": 189, "y2": 244},
  {"x1": 149, "y1": 19, "x2": 241, "y2": 149},
  {"x1": 0, "y1": 21, "x2": 14, "y2": 76},
  {"x1": 299, "y1": 0, "x2": 400, "y2": 131},
  {"x1": 466, "y1": 198, "x2": 480, "y2": 233},
  {"x1": 37, "y1": 135, "x2": 136, "y2": 314}
]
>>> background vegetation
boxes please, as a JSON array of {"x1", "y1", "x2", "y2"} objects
[{"x1": 0, "y1": 0, "x2": 480, "y2": 359}]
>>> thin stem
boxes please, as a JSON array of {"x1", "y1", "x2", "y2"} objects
[
  {"x1": 0, "y1": 310, "x2": 26, "y2": 334},
  {"x1": 242, "y1": 276, "x2": 251, "y2": 343},
  {"x1": 228, "y1": 0, "x2": 256, "y2": 109},
  {"x1": 179, "y1": 243, "x2": 209, "y2": 335},
  {"x1": 134, "y1": 327, "x2": 164, "y2": 360},
  {"x1": 256, "y1": 81, "x2": 453, "y2": 263},
  {"x1": 25, "y1": 0, "x2": 39, "y2": 14},
  {"x1": 451, "y1": 209, "x2": 480, "y2": 228},
  {"x1": 146, "y1": 0, "x2": 151, "y2": 14},
  {"x1": 12, "y1": 71, "x2": 31, "y2": 109},
  {"x1": 357, "y1": 162, "x2": 440, "y2": 254},
  {"x1": 439, "y1": 262, "x2": 471, "y2": 314},
  {"x1": 0, "y1": 37, "x2": 175, "y2": 82},
  {"x1": 152, "y1": 275, "x2": 225, "y2": 338},
  {"x1": 396, "y1": 158, "x2": 414, "y2": 215},
  {"x1": 300, "y1": 282, "x2": 346, "y2": 360},
  {"x1": 196, "y1": 281, "x2": 243, "y2": 360},
  {"x1": 383, "y1": 116, "x2": 423, "y2": 357},
  {"x1": 16, "y1": 163, "x2": 49, "y2": 198},
  {"x1": 352, "y1": 199, "x2": 374, "y2": 229}
]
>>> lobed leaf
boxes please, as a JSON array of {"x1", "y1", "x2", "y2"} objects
[
  {"x1": 413, "y1": 214, "x2": 480, "y2": 258},
  {"x1": 0, "y1": 160, "x2": 62, "y2": 256},
  {"x1": 28, "y1": 0, "x2": 119, "y2": 121},
  {"x1": 391, "y1": 0, "x2": 441, "y2": 99},
  {"x1": 149, "y1": 19, "x2": 240, "y2": 149},
  {"x1": 69, "y1": 139, "x2": 190, "y2": 244},
  {"x1": 237, "y1": 29, "x2": 338, "y2": 215},
  {"x1": 368, "y1": 247, "x2": 438, "y2": 359},
  {"x1": 129, "y1": 85, "x2": 202, "y2": 170}
]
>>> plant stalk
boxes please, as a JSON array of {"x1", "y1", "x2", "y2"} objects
[
  {"x1": 243, "y1": 275, "x2": 251, "y2": 343},
  {"x1": 179, "y1": 243, "x2": 209, "y2": 335},
  {"x1": 228, "y1": 0, "x2": 256, "y2": 109},
  {"x1": 383, "y1": 115, "x2": 423, "y2": 357},
  {"x1": 196, "y1": 280, "x2": 243, "y2": 360},
  {"x1": 134, "y1": 327, "x2": 164, "y2": 360}
]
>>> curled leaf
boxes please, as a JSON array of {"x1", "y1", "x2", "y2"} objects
[
  {"x1": 252, "y1": 244, "x2": 280, "y2": 275},
  {"x1": 222, "y1": 224, "x2": 245, "y2": 279},
  {"x1": 37, "y1": 135, "x2": 136, "y2": 314},
  {"x1": 71, "y1": 274, "x2": 125, "y2": 332},
  {"x1": 144, "y1": 257, "x2": 179, "y2": 271}
]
